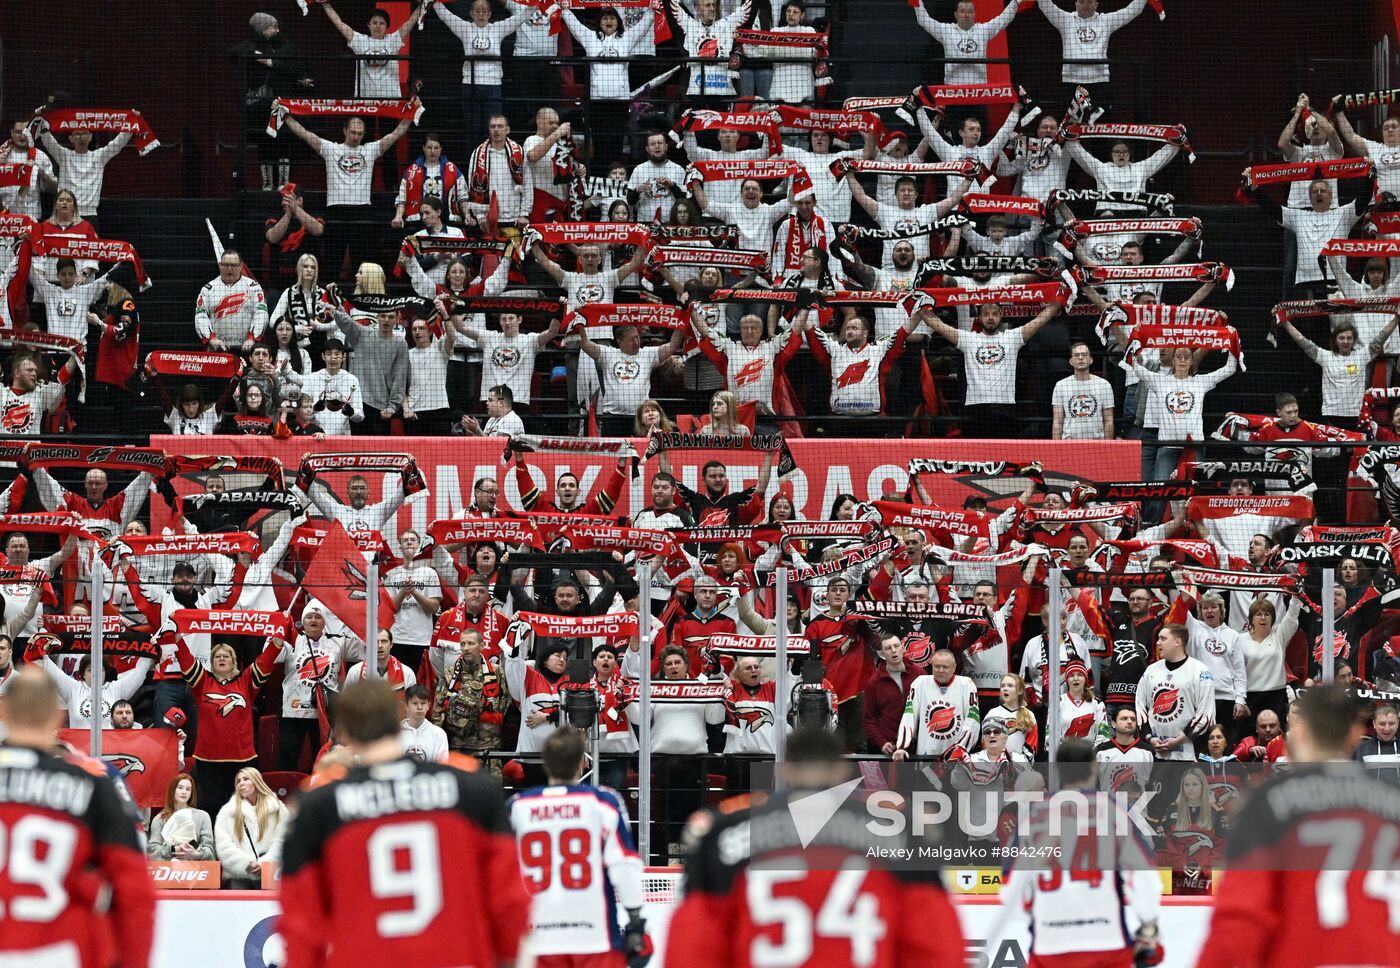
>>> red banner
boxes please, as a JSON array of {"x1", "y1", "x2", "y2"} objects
[
  {"x1": 150, "y1": 437, "x2": 1140, "y2": 534},
  {"x1": 518, "y1": 611, "x2": 639, "y2": 639},
  {"x1": 59, "y1": 729, "x2": 180, "y2": 807},
  {"x1": 172, "y1": 609, "x2": 294, "y2": 640}
]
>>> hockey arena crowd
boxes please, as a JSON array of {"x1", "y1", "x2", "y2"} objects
[{"x1": 1, "y1": 1, "x2": 1400, "y2": 967}]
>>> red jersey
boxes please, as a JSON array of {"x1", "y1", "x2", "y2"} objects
[
  {"x1": 279, "y1": 758, "x2": 530, "y2": 968},
  {"x1": 0, "y1": 741, "x2": 155, "y2": 968},
  {"x1": 512, "y1": 459, "x2": 628, "y2": 516},
  {"x1": 805, "y1": 612, "x2": 874, "y2": 704},
  {"x1": 1196, "y1": 764, "x2": 1400, "y2": 968},
  {"x1": 176, "y1": 637, "x2": 281, "y2": 762},
  {"x1": 665, "y1": 789, "x2": 965, "y2": 968},
  {"x1": 667, "y1": 608, "x2": 737, "y2": 677}
]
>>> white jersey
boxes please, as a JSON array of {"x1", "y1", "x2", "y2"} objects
[
  {"x1": 194, "y1": 276, "x2": 269, "y2": 346},
  {"x1": 0, "y1": 381, "x2": 65, "y2": 435},
  {"x1": 808, "y1": 327, "x2": 906, "y2": 415},
  {"x1": 1053, "y1": 374, "x2": 1114, "y2": 439},
  {"x1": 1185, "y1": 612, "x2": 1247, "y2": 703},
  {"x1": 508, "y1": 784, "x2": 644, "y2": 956},
  {"x1": 1054, "y1": 693, "x2": 1109, "y2": 746},
  {"x1": 704, "y1": 330, "x2": 797, "y2": 413},
  {"x1": 1095, "y1": 738, "x2": 1155, "y2": 791},
  {"x1": 278, "y1": 632, "x2": 359, "y2": 719},
  {"x1": 1038, "y1": 0, "x2": 1148, "y2": 85},
  {"x1": 1001, "y1": 790, "x2": 1162, "y2": 956},
  {"x1": 1134, "y1": 656, "x2": 1215, "y2": 761},
  {"x1": 40, "y1": 655, "x2": 153, "y2": 729},
  {"x1": 898, "y1": 674, "x2": 981, "y2": 757},
  {"x1": 385, "y1": 563, "x2": 442, "y2": 646}
]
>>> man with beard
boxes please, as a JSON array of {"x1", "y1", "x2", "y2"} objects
[
  {"x1": 659, "y1": 456, "x2": 773, "y2": 528},
  {"x1": 835, "y1": 237, "x2": 922, "y2": 339},
  {"x1": 1102, "y1": 586, "x2": 1174, "y2": 714},
  {"x1": 776, "y1": 128, "x2": 876, "y2": 222},
  {"x1": 33, "y1": 461, "x2": 152, "y2": 542},
  {"x1": 306, "y1": 471, "x2": 409, "y2": 551},
  {"x1": 924, "y1": 298, "x2": 1061, "y2": 438},
  {"x1": 668, "y1": 575, "x2": 735, "y2": 677},
  {"x1": 863, "y1": 634, "x2": 928, "y2": 756},
  {"x1": 846, "y1": 171, "x2": 971, "y2": 269},
  {"x1": 807, "y1": 310, "x2": 922, "y2": 423}
]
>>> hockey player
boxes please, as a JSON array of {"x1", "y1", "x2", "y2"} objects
[
  {"x1": 665, "y1": 728, "x2": 966, "y2": 968},
  {"x1": 0, "y1": 668, "x2": 155, "y2": 968},
  {"x1": 279, "y1": 679, "x2": 530, "y2": 968},
  {"x1": 508, "y1": 728, "x2": 648, "y2": 968},
  {"x1": 1000, "y1": 738, "x2": 1164, "y2": 968},
  {"x1": 1197, "y1": 684, "x2": 1400, "y2": 968}
]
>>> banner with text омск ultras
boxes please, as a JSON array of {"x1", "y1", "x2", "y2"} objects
[{"x1": 150, "y1": 436, "x2": 1140, "y2": 535}]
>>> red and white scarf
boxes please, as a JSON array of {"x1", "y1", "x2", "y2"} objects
[
  {"x1": 428, "y1": 517, "x2": 544, "y2": 549},
  {"x1": 648, "y1": 245, "x2": 770, "y2": 274},
  {"x1": 1335, "y1": 88, "x2": 1400, "y2": 113},
  {"x1": 0, "y1": 164, "x2": 36, "y2": 192},
  {"x1": 688, "y1": 158, "x2": 801, "y2": 182},
  {"x1": 172, "y1": 609, "x2": 295, "y2": 641},
  {"x1": 671, "y1": 109, "x2": 783, "y2": 151},
  {"x1": 143, "y1": 350, "x2": 243, "y2": 380},
  {"x1": 900, "y1": 83, "x2": 1038, "y2": 128},
  {"x1": 31, "y1": 237, "x2": 150, "y2": 289},
  {"x1": 1056, "y1": 217, "x2": 1202, "y2": 258},
  {"x1": 573, "y1": 303, "x2": 691, "y2": 332},
  {"x1": 468, "y1": 138, "x2": 525, "y2": 204},
  {"x1": 961, "y1": 193, "x2": 1044, "y2": 218},
  {"x1": 266, "y1": 96, "x2": 422, "y2": 137},
  {"x1": 831, "y1": 157, "x2": 988, "y2": 181},
  {"x1": 913, "y1": 280, "x2": 1075, "y2": 310},
  {"x1": 1021, "y1": 503, "x2": 1139, "y2": 526},
  {"x1": 1061, "y1": 122, "x2": 1194, "y2": 162},
  {"x1": 1078, "y1": 262, "x2": 1234, "y2": 294},
  {"x1": 1186, "y1": 496, "x2": 1314, "y2": 522},
  {"x1": 23, "y1": 443, "x2": 167, "y2": 475},
  {"x1": 925, "y1": 544, "x2": 1050, "y2": 567},
  {"x1": 1320, "y1": 238, "x2": 1400, "y2": 259},
  {"x1": 519, "y1": 0, "x2": 673, "y2": 46},
  {"x1": 505, "y1": 435, "x2": 642, "y2": 467},
  {"x1": 296, "y1": 453, "x2": 427, "y2": 496},
  {"x1": 402, "y1": 157, "x2": 462, "y2": 220},
  {"x1": 776, "y1": 210, "x2": 833, "y2": 276},
  {"x1": 1212, "y1": 412, "x2": 1363, "y2": 444},
  {"x1": 517, "y1": 610, "x2": 639, "y2": 639},
  {"x1": 527, "y1": 221, "x2": 651, "y2": 248},
  {"x1": 115, "y1": 533, "x2": 260, "y2": 557},
  {"x1": 872, "y1": 499, "x2": 991, "y2": 539},
  {"x1": 1239, "y1": 157, "x2": 1372, "y2": 192},
  {"x1": 560, "y1": 524, "x2": 680, "y2": 559},
  {"x1": 1095, "y1": 301, "x2": 1230, "y2": 344},
  {"x1": 1177, "y1": 566, "x2": 1297, "y2": 593},
  {"x1": 1124, "y1": 322, "x2": 1245, "y2": 370},
  {"x1": 730, "y1": 29, "x2": 831, "y2": 87},
  {"x1": 40, "y1": 109, "x2": 160, "y2": 155},
  {"x1": 772, "y1": 106, "x2": 883, "y2": 137}
]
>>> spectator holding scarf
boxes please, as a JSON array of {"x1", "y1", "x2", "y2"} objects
[
  {"x1": 393, "y1": 133, "x2": 463, "y2": 228},
  {"x1": 671, "y1": 0, "x2": 754, "y2": 103},
  {"x1": 462, "y1": 114, "x2": 533, "y2": 229},
  {"x1": 1037, "y1": 0, "x2": 1154, "y2": 113}
]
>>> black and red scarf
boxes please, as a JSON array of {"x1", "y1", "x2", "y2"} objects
[{"x1": 468, "y1": 139, "x2": 525, "y2": 204}]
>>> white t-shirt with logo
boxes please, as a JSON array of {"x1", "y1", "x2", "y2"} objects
[
  {"x1": 385, "y1": 563, "x2": 443, "y2": 646},
  {"x1": 1131, "y1": 357, "x2": 1238, "y2": 441},
  {"x1": 564, "y1": 269, "x2": 621, "y2": 319},
  {"x1": 627, "y1": 159, "x2": 686, "y2": 221},
  {"x1": 477, "y1": 330, "x2": 541, "y2": 404},
  {"x1": 317, "y1": 138, "x2": 385, "y2": 206},
  {"x1": 1362, "y1": 137, "x2": 1400, "y2": 197},
  {"x1": 1052, "y1": 374, "x2": 1114, "y2": 439},
  {"x1": 348, "y1": 31, "x2": 405, "y2": 98},
  {"x1": 874, "y1": 201, "x2": 946, "y2": 269},
  {"x1": 958, "y1": 327, "x2": 1026, "y2": 406},
  {"x1": 595, "y1": 345, "x2": 660, "y2": 415}
]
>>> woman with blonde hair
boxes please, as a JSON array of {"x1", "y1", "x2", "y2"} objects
[
  {"x1": 1159, "y1": 765, "x2": 1229, "y2": 894},
  {"x1": 982, "y1": 673, "x2": 1038, "y2": 760},
  {"x1": 700, "y1": 390, "x2": 746, "y2": 436},
  {"x1": 634, "y1": 398, "x2": 675, "y2": 436},
  {"x1": 270, "y1": 253, "x2": 338, "y2": 354},
  {"x1": 343, "y1": 261, "x2": 389, "y2": 328},
  {"x1": 148, "y1": 773, "x2": 215, "y2": 861},
  {"x1": 214, "y1": 767, "x2": 289, "y2": 887}
]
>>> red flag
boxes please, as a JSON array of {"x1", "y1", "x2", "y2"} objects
[
  {"x1": 587, "y1": 393, "x2": 601, "y2": 438},
  {"x1": 300, "y1": 520, "x2": 387, "y2": 642},
  {"x1": 60, "y1": 729, "x2": 179, "y2": 807},
  {"x1": 772, "y1": 372, "x2": 804, "y2": 439}
]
